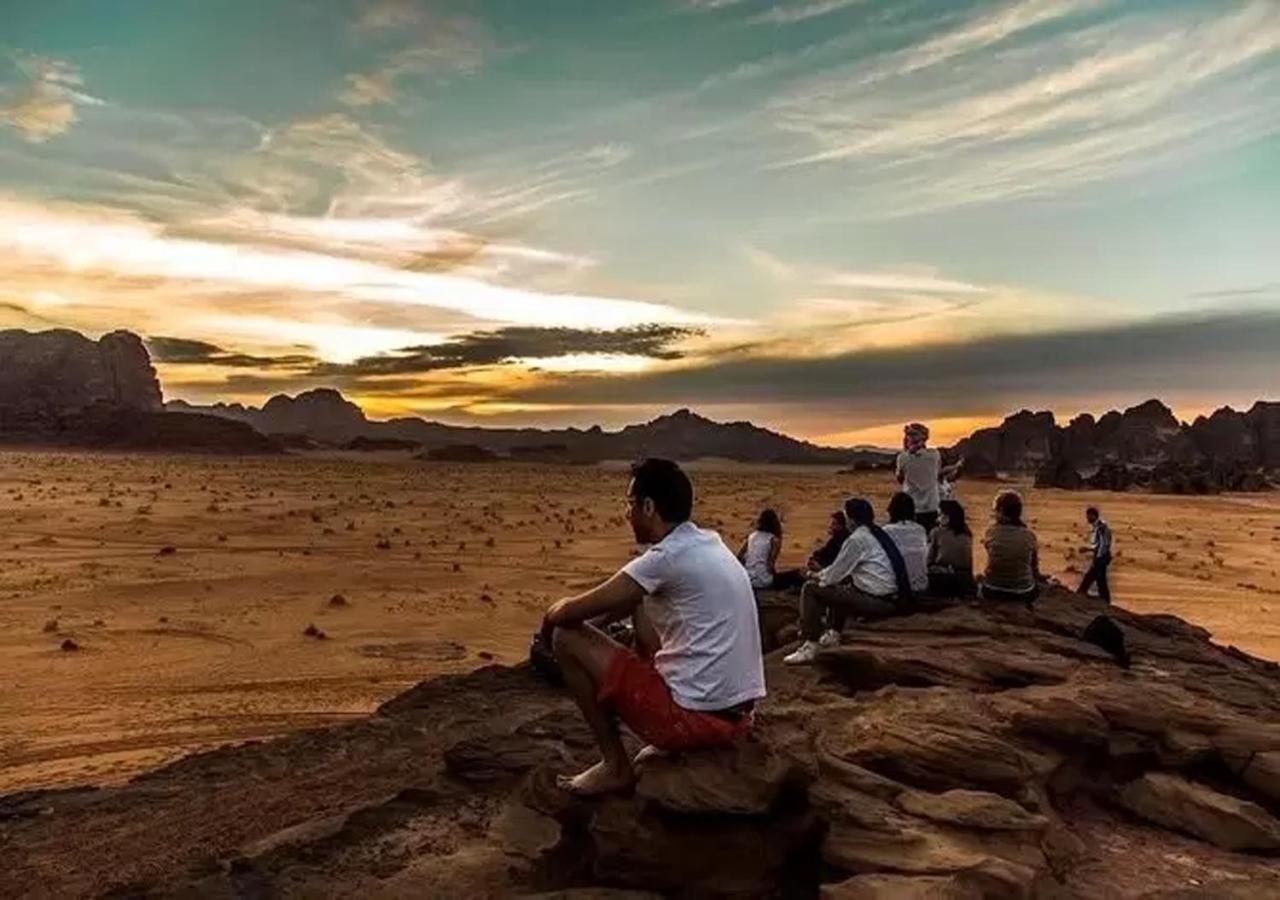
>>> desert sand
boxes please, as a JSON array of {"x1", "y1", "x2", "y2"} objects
[{"x1": 3, "y1": 449, "x2": 1279, "y2": 794}]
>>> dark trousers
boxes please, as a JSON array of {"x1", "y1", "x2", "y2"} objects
[
  {"x1": 927, "y1": 568, "x2": 976, "y2": 598},
  {"x1": 799, "y1": 581, "x2": 897, "y2": 640},
  {"x1": 916, "y1": 511, "x2": 939, "y2": 532},
  {"x1": 1078, "y1": 555, "x2": 1112, "y2": 602},
  {"x1": 770, "y1": 569, "x2": 806, "y2": 591}
]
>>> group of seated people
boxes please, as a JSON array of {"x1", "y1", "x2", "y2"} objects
[
  {"x1": 540, "y1": 438, "x2": 1045, "y2": 796},
  {"x1": 770, "y1": 488, "x2": 1042, "y2": 664}
]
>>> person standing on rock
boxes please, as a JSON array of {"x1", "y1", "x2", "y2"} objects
[
  {"x1": 542, "y1": 458, "x2": 766, "y2": 796},
  {"x1": 1077, "y1": 506, "x2": 1113, "y2": 602},
  {"x1": 783, "y1": 498, "x2": 914, "y2": 665},
  {"x1": 895, "y1": 423, "x2": 942, "y2": 531}
]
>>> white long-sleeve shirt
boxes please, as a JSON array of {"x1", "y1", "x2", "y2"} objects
[
  {"x1": 817, "y1": 527, "x2": 897, "y2": 596},
  {"x1": 883, "y1": 520, "x2": 929, "y2": 593}
]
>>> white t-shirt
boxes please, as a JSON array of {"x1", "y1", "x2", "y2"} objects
[
  {"x1": 622, "y1": 522, "x2": 767, "y2": 712},
  {"x1": 741, "y1": 530, "x2": 776, "y2": 588},
  {"x1": 896, "y1": 448, "x2": 941, "y2": 515},
  {"x1": 817, "y1": 527, "x2": 897, "y2": 596},
  {"x1": 882, "y1": 521, "x2": 929, "y2": 593}
]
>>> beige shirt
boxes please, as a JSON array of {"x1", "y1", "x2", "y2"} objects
[
  {"x1": 982, "y1": 523, "x2": 1039, "y2": 592},
  {"x1": 928, "y1": 528, "x2": 973, "y2": 572}
]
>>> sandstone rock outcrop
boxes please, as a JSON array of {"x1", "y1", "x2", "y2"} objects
[
  {"x1": 0, "y1": 329, "x2": 162, "y2": 430},
  {"x1": 961, "y1": 399, "x2": 1280, "y2": 492},
  {"x1": 1, "y1": 329, "x2": 281, "y2": 453},
  {"x1": 4, "y1": 588, "x2": 1278, "y2": 898}
]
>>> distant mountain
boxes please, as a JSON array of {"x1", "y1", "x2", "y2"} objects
[
  {"x1": 0, "y1": 329, "x2": 279, "y2": 453},
  {"x1": 171, "y1": 389, "x2": 876, "y2": 465},
  {"x1": 950, "y1": 398, "x2": 1280, "y2": 492},
  {"x1": 1, "y1": 328, "x2": 162, "y2": 430}
]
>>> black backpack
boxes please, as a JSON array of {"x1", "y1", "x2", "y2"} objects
[{"x1": 1082, "y1": 615, "x2": 1130, "y2": 668}]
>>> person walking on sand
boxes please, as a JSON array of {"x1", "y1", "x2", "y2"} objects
[
  {"x1": 783, "y1": 498, "x2": 914, "y2": 665},
  {"x1": 896, "y1": 423, "x2": 942, "y2": 532},
  {"x1": 542, "y1": 458, "x2": 766, "y2": 796},
  {"x1": 978, "y1": 490, "x2": 1042, "y2": 602},
  {"x1": 737, "y1": 508, "x2": 805, "y2": 591},
  {"x1": 1077, "y1": 506, "x2": 1113, "y2": 602}
]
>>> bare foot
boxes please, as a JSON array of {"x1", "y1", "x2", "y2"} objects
[
  {"x1": 633, "y1": 744, "x2": 669, "y2": 767},
  {"x1": 556, "y1": 760, "x2": 634, "y2": 796}
]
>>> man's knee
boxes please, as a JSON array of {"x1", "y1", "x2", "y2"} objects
[{"x1": 550, "y1": 624, "x2": 581, "y2": 661}]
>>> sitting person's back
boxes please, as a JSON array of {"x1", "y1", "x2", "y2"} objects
[
  {"x1": 981, "y1": 490, "x2": 1040, "y2": 600},
  {"x1": 737, "y1": 508, "x2": 804, "y2": 591},
  {"x1": 927, "y1": 498, "x2": 975, "y2": 596},
  {"x1": 637, "y1": 519, "x2": 766, "y2": 709},
  {"x1": 882, "y1": 491, "x2": 929, "y2": 593},
  {"x1": 740, "y1": 528, "x2": 776, "y2": 589}
]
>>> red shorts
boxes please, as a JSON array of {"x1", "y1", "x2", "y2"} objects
[{"x1": 598, "y1": 650, "x2": 753, "y2": 752}]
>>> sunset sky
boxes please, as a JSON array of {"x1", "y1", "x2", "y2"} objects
[{"x1": 2, "y1": 0, "x2": 1278, "y2": 445}]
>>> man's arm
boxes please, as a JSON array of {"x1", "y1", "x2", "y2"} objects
[
  {"x1": 543, "y1": 571, "x2": 646, "y2": 639},
  {"x1": 817, "y1": 532, "x2": 864, "y2": 587}
]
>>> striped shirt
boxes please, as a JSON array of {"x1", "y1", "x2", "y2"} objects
[{"x1": 1090, "y1": 519, "x2": 1113, "y2": 559}]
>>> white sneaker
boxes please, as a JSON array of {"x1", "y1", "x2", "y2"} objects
[
  {"x1": 783, "y1": 640, "x2": 820, "y2": 665},
  {"x1": 818, "y1": 629, "x2": 842, "y2": 649}
]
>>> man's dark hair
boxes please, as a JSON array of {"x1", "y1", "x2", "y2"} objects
[
  {"x1": 1086, "y1": 506, "x2": 1100, "y2": 518},
  {"x1": 995, "y1": 489, "x2": 1024, "y2": 526},
  {"x1": 843, "y1": 497, "x2": 875, "y2": 528},
  {"x1": 887, "y1": 491, "x2": 916, "y2": 523},
  {"x1": 629, "y1": 458, "x2": 693, "y2": 523}
]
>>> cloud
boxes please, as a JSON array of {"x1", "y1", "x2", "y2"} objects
[
  {"x1": 341, "y1": 1, "x2": 489, "y2": 107},
  {"x1": 354, "y1": 0, "x2": 426, "y2": 32},
  {"x1": 0, "y1": 53, "x2": 83, "y2": 142},
  {"x1": 770, "y1": 1, "x2": 1280, "y2": 213},
  {"x1": 0, "y1": 196, "x2": 717, "y2": 369},
  {"x1": 338, "y1": 72, "x2": 396, "y2": 107},
  {"x1": 503, "y1": 310, "x2": 1280, "y2": 422},
  {"x1": 1189, "y1": 283, "x2": 1280, "y2": 301},
  {"x1": 312, "y1": 324, "x2": 702, "y2": 376},
  {"x1": 860, "y1": 0, "x2": 1101, "y2": 85},
  {"x1": 749, "y1": 1, "x2": 867, "y2": 27},
  {"x1": 145, "y1": 336, "x2": 317, "y2": 369}
]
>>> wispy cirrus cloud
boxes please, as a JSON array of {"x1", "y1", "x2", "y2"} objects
[
  {"x1": 748, "y1": 0, "x2": 867, "y2": 27},
  {"x1": 0, "y1": 53, "x2": 86, "y2": 142},
  {"x1": 770, "y1": 0, "x2": 1280, "y2": 213},
  {"x1": 340, "y1": 0, "x2": 489, "y2": 108}
]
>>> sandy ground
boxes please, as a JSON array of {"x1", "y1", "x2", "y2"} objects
[{"x1": 2, "y1": 450, "x2": 1278, "y2": 794}]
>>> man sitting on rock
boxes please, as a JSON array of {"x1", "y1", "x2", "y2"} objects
[
  {"x1": 542, "y1": 458, "x2": 767, "y2": 796},
  {"x1": 784, "y1": 498, "x2": 915, "y2": 665}
]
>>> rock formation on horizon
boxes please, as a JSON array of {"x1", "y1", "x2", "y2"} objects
[
  {"x1": 953, "y1": 398, "x2": 1280, "y2": 492},
  {"x1": 0, "y1": 329, "x2": 278, "y2": 453},
  {"x1": 0, "y1": 329, "x2": 162, "y2": 430},
  {"x1": 5, "y1": 588, "x2": 1279, "y2": 897}
]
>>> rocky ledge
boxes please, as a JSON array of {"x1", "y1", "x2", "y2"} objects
[{"x1": 3, "y1": 589, "x2": 1279, "y2": 898}]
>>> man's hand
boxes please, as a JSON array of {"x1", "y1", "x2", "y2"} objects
[{"x1": 541, "y1": 572, "x2": 645, "y2": 644}]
